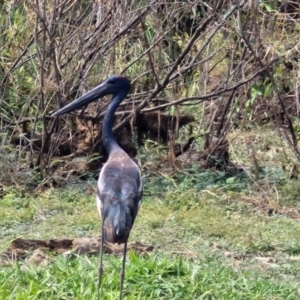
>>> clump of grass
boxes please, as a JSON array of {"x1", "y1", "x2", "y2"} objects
[
  {"x1": 277, "y1": 179, "x2": 300, "y2": 207},
  {"x1": 1, "y1": 252, "x2": 300, "y2": 299}
]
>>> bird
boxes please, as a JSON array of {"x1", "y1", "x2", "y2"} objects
[{"x1": 51, "y1": 75, "x2": 142, "y2": 300}]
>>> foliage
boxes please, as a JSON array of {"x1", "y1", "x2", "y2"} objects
[
  {"x1": 1, "y1": 2, "x2": 300, "y2": 298},
  {"x1": 0, "y1": 0, "x2": 299, "y2": 178}
]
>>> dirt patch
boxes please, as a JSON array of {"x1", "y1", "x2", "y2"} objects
[{"x1": 1, "y1": 237, "x2": 154, "y2": 267}]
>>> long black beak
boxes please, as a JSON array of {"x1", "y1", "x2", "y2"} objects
[{"x1": 51, "y1": 82, "x2": 112, "y2": 117}]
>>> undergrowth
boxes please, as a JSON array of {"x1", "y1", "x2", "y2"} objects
[{"x1": 1, "y1": 160, "x2": 300, "y2": 299}]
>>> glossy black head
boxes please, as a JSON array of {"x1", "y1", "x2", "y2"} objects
[{"x1": 51, "y1": 75, "x2": 131, "y2": 117}]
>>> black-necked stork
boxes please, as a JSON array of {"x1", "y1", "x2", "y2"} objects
[{"x1": 51, "y1": 76, "x2": 142, "y2": 300}]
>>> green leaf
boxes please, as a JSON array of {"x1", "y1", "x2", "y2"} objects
[
  {"x1": 264, "y1": 83, "x2": 273, "y2": 98},
  {"x1": 226, "y1": 177, "x2": 235, "y2": 184}
]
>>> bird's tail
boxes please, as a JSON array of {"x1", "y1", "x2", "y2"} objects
[{"x1": 104, "y1": 203, "x2": 132, "y2": 244}]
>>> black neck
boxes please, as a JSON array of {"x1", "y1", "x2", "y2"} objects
[{"x1": 102, "y1": 92, "x2": 127, "y2": 154}]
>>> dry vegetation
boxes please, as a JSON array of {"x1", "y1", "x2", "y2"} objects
[
  {"x1": 0, "y1": 0, "x2": 300, "y2": 188},
  {"x1": 1, "y1": 2, "x2": 300, "y2": 298}
]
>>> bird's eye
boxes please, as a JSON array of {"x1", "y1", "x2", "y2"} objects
[{"x1": 107, "y1": 77, "x2": 116, "y2": 84}]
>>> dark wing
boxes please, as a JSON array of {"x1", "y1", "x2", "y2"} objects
[
  {"x1": 96, "y1": 158, "x2": 142, "y2": 244},
  {"x1": 97, "y1": 162, "x2": 142, "y2": 216}
]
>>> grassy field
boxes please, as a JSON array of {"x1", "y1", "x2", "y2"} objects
[{"x1": 1, "y1": 128, "x2": 300, "y2": 299}]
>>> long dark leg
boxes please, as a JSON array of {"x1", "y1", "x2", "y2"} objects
[
  {"x1": 119, "y1": 241, "x2": 128, "y2": 300},
  {"x1": 98, "y1": 222, "x2": 105, "y2": 300}
]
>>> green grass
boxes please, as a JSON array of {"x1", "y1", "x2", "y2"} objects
[
  {"x1": 1, "y1": 164, "x2": 300, "y2": 299},
  {"x1": 1, "y1": 252, "x2": 299, "y2": 300}
]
